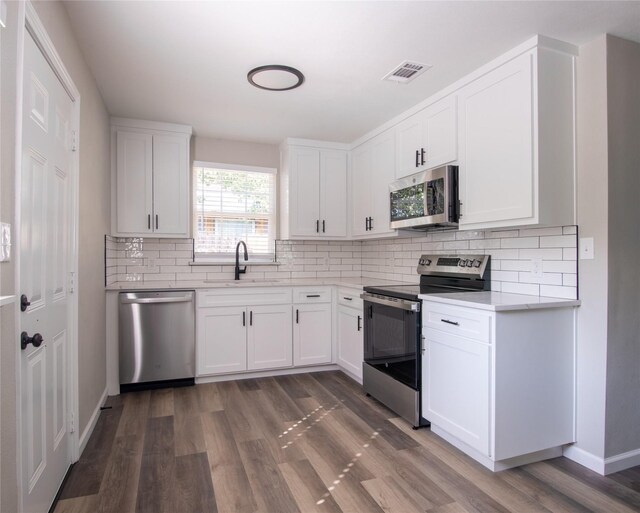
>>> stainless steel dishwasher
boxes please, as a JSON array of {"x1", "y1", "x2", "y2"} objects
[{"x1": 119, "y1": 290, "x2": 195, "y2": 391}]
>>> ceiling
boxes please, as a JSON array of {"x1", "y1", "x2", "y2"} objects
[{"x1": 64, "y1": 1, "x2": 640, "y2": 145}]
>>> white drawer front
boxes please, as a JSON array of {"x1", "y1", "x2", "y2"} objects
[
  {"x1": 423, "y1": 302, "x2": 492, "y2": 343},
  {"x1": 293, "y1": 287, "x2": 332, "y2": 304},
  {"x1": 337, "y1": 288, "x2": 363, "y2": 310},
  {"x1": 197, "y1": 287, "x2": 293, "y2": 307}
]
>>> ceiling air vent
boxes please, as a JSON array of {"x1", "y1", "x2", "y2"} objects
[{"x1": 383, "y1": 60, "x2": 431, "y2": 83}]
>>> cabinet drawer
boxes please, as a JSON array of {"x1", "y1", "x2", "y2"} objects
[
  {"x1": 293, "y1": 287, "x2": 332, "y2": 304},
  {"x1": 423, "y1": 302, "x2": 492, "y2": 343},
  {"x1": 337, "y1": 288, "x2": 363, "y2": 310},
  {"x1": 197, "y1": 287, "x2": 292, "y2": 308}
]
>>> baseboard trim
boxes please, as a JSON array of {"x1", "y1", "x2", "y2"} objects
[
  {"x1": 78, "y1": 387, "x2": 108, "y2": 457},
  {"x1": 563, "y1": 445, "x2": 605, "y2": 474},
  {"x1": 604, "y1": 447, "x2": 640, "y2": 474},
  {"x1": 195, "y1": 364, "x2": 341, "y2": 384}
]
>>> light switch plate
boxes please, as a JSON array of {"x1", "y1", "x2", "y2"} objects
[
  {"x1": 579, "y1": 237, "x2": 594, "y2": 260},
  {"x1": 0, "y1": 223, "x2": 11, "y2": 262}
]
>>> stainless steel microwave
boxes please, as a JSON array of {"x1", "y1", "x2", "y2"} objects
[{"x1": 389, "y1": 165, "x2": 458, "y2": 230}]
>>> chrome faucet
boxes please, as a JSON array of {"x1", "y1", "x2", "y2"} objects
[{"x1": 235, "y1": 241, "x2": 248, "y2": 280}]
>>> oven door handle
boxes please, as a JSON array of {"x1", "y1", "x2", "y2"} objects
[{"x1": 360, "y1": 292, "x2": 420, "y2": 312}]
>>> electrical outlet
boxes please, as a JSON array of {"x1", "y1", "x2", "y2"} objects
[{"x1": 531, "y1": 257, "x2": 543, "y2": 279}]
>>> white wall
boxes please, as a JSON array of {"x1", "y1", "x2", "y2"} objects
[
  {"x1": 193, "y1": 136, "x2": 279, "y2": 168},
  {"x1": 573, "y1": 35, "x2": 609, "y2": 463},
  {"x1": 604, "y1": 35, "x2": 640, "y2": 459}
]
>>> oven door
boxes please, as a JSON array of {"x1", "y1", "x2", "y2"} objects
[{"x1": 361, "y1": 293, "x2": 421, "y2": 390}]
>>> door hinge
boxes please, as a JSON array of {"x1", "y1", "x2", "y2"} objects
[
  {"x1": 69, "y1": 412, "x2": 75, "y2": 434},
  {"x1": 71, "y1": 130, "x2": 78, "y2": 152},
  {"x1": 68, "y1": 271, "x2": 76, "y2": 293}
]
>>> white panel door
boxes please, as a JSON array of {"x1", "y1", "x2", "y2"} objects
[
  {"x1": 153, "y1": 134, "x2": 189, "y2": 236},
  {"x1": 423, "y1": 95, "x2": 458, "y2": 170},
  {"x1": 351, "y1": 144, "x2": 372, "y2": 237},
  {"x1": 289, "y1": 148, "x2": 321, "y2": 237},
  {"x1": 337, "y1": 306, "x2": 363, "y2": 379},
  {"x1": 395, "y1": 113, "x2": 423, "y2": 179},
  {"x1": 319, "y1": 150, "x2": 348, "y2": 237},
  {"x1": 197, "y1": 307, "x2": 247, "y2": 375},
  {"x1": 370, "y1": 130, "x2": 396, "y2": 236},
  {"x1": 20, "y1": 32, "x2": 74, "y2": 513},
  {"x1": 247, "y1": 305, "x2": 293, "y2": 370},
  {"x1": 293, "y1": 303, "x2": 332, "y2": 366},
  {"x1": 115, "y1": 129, "x2": 153, "y2": 234},
  {"x1": 424, "y1": 328, "x2": 490, "y2": 456},
  {"x1": 458, "y1": 52, "x2": 534, "y2": 227}
]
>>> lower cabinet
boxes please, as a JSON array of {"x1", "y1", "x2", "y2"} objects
[
  {"x1": 293, "y1": 303, "x2": 332, "y2": 366},
  {"x1": 424, "y1": 328, "x2": 490, "y2": 454},
  {"x1": 197, "y1": 306, "x2": 247, "y2": 375},
  {"x1": 422, "y1": 300, "x2": 576, "y2": 470},
  {"x1": 337, "y1": 305, "x2": 364, "y2": 380},
  {"x1": 197, "y1": 304, "x2": 293, "y2": 374},
  {"x1": 247, "y1": 305, "x2": 293, "y2": 370}
]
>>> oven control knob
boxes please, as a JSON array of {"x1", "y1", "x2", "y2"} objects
[
  {"x1": 458, "y1": 260, "x2": 466, "y2": 267},
  {"x1": 473, "y1": 259, "x2": 482, "y2": 268},
  {"x1": 466, "y1": 259, "x2": 474, "y2": 267},
  {"x1": 425, "y1": 259, "x2": 431, "y2": 265}
]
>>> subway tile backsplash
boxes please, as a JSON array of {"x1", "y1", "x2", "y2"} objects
[{"x1": 105, "y1": 225, "x2": 578, "y2": 299}]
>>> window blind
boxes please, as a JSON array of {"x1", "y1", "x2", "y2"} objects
[{"x1": 193, "y1": 163, "x2": 276, "y2": 259}]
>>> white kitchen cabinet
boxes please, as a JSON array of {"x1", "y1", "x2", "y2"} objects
[
  {"x1": 111, "y1": 118, "x2": 191, "y2": 238},
  {"x1": 395, "y1": 95, "x2": 457, "y2": 179},
  {"x1": 422, "y1": 300, "x2": 575, "y2": 471},
  {"x1": 424, "y1": 328, "x2": 490, "y2": 454},
  {"x1": 281, "y1": 143, "x2": 348, "y2": 239},
  {"x1": 337, "y1": 304, "x2": 363, "y2": 380},
  {"x1": 457, "y1": 48, "x2": 575, "y2": 230},
  {"x1": 247, "y1": 305, "x2": 293, "y2": 370},
  {"x1": 293, "y1": 302, "x2": 332, "y2": 366},
  {"x1": 351, "y1": 130, "x2": 397, "y2": 238},
  {"x1": 197, "y1": 306, "x2": 248, "y2": 375}
]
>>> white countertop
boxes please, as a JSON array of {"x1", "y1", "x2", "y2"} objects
[
  {"x1": 105, "y1": 277, "x2": 403, "y2": 292},
  {"x1": 419, "y1": 291, "x2": 580, "y2": 312}
]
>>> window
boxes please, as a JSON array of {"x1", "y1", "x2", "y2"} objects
[{"x1": 193, "y1": 161, "x2": 277, "y2": 261}]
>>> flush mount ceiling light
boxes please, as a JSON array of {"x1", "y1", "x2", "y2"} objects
[{"x1": 247, "y1": 65, "x2": 304, "y2": 91}]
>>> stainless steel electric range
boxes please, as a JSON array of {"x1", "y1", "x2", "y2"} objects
[{"x1": 360, "y1": 254, "x2": 491, "y2": 428}]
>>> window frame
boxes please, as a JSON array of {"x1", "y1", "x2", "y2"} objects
[{"x1": 192, "y1": 160, "x2": 277, "y2": 263}]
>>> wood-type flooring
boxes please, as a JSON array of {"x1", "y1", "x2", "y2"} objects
[{"x1": 54, "y1": 371, "x2": 640, "y2": 513}]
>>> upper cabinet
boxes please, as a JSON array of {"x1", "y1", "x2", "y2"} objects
[
  {"x1": 457, "y1": 47, "x2": 575, "y2": 230},
  {"x1": 111, "y1": 118, "x2": 191, "y2": 238},
  {"x1": 280, "y1": 142, "x2": 348, "y2": 239},
  {"x1": 395, "y1": 95, "x2": 458, "y2": 179},
  {"x1": 351, "y1": 130, "x2": 397, "y2": 238}
]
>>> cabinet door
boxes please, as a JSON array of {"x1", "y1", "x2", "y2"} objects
[
  {"x1": 115, "y1": 130, "x2": 153, "y2": 234},
  {"x1": 197, "y1": 307, "x2": 247, "y2": 375},
  {"x1": 337, "y1": 306, "x2": 363, "y2": 380},
  {"x1": 247, "y1": 305, "x2": 293, "y2": 370},
  {"x1": 351, "y1": 144, "x2": 373, "y2": 237},
  {"x1": 423, "y1": 96, "x2": 457, "y2": 170},
  {"x1": 458, "y1": 52, "x2": 534, "y2": 228},
  {"x1": 395, "y1": 114, "x2": 424, "y2": 179},
  {"x1": 370, "y1": 130, "x2": 396, "y2": 236},
  {"x1": 293, "y1": 303, "x2": 332, "y2": 366},
  {"x1": 424, "y1": 328, "x2": 490, "y2": 455},
  {"x1": 289, "y1": 148, "x2": 321, "y2": 237},
  {"x1": 319, "y1": 150, "x2": 348, "y2": 237},
  {"x1": 153, "y1": 134, "x2": 189, "y2": 236}
]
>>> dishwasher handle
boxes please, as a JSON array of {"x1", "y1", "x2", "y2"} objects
[{"x1": 120, "y1": 296, "x2": 193, "y2": 305}]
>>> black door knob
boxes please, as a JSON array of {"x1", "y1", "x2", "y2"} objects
[
  {"x1": 20, "y1": 294, "x2": 31, "y2": 312},
  {"x1": 21, "y1": 332, "x2": 43, "y2": 350}
]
